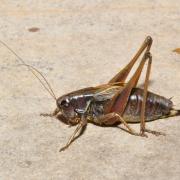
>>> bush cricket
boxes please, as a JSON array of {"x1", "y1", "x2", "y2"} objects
[{"x1": 1, "y1": 36, "x2": 180, "y2": 152}]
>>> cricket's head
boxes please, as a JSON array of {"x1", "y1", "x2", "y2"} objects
[
  {"x1": 56, "y1": 95, "x2": 80, "y2": 124},
  {"x1": 56, "y1": 90, "x2": 92, "y2": 125}
]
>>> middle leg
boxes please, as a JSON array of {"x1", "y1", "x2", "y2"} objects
[{"x1": 98, "y1": 112, "x2": 147, "y2": 137}]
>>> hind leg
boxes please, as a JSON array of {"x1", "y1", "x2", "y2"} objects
[
  {"x1": 143, "y1": 129, "x2": 165, "y2": 136},
  {"x1": 108, "y1": 51, "x2": 165, "y2": 137},
  {"x1": 109, "y1": 36, "x2": 152, "y2": 84},
  {"x1": 138, "y1": 53, "x2": 165, "y2": 136}
]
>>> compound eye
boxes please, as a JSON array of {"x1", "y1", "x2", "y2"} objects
[{"x1": 60, "y1": 99, "x2": 69, "y2": 108}]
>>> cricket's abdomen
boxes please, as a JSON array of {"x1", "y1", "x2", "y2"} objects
[{"x1": 123, "y1": 88, "x2": 173, "y2": 122}]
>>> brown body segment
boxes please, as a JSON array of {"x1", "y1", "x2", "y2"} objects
[
  {"x1": 88, "y1": 86, "x2": 174, "y2": 123},
  {"x1": 123, "y1": 88, "x2": 173, "y2": 123}
]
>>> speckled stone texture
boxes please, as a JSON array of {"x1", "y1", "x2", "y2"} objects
[{"x1": 0, "y1": 1, "x2": 180, "y2": 180}]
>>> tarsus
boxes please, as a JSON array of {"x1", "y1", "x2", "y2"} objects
[{"x1": 0, "y1": 40, "x2": 57, "y2": 101}]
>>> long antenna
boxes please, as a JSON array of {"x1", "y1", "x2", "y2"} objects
[
  {"x1": 0, "y1": 40, "x2": 57, "y2": 101},
  {"x1": 20, "y1": 64, "x2": 57, "y2": 100}
]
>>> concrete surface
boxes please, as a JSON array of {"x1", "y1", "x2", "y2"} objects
[{"x1": 0, "y1": 1, "x2": 180, "y2": 180}]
